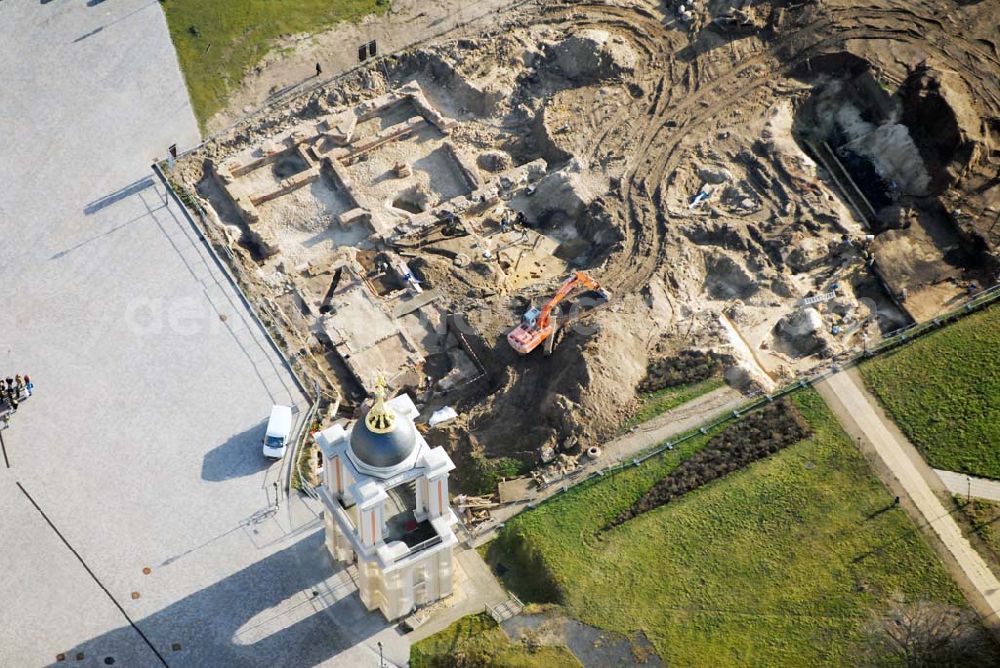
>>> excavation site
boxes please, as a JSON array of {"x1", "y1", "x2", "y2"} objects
[{"x1": 169, "y1": 0, "x2": 1000, "y2": 491}]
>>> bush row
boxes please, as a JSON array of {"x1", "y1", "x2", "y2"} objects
[
  {"x1": 638, "y1": 349, "x2": 727, "y2": 393},
  {"x1": 605, "y1": 400, "x2": 811, "y2": 530}
]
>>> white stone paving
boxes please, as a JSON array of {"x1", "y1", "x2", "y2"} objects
[
  {"x1": 935, "y1": 470, "x2": 1000, "y2": 503},
  {"x1": 0, "y1": 2, "x2": 407, "y2": 665}
]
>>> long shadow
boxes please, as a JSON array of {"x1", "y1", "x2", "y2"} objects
[
  {"x1": 58, "y1": 530, "x2": 391, "y2": 666},
  {"x1": 49, "y1": 207, "x2": 159, "y2": 260},
  {"x1": 676, "y1": 21, "x2": 762, "y2": 63},
  {"x1": 201, "y1": 420, "x2": 273, "y2": 482},
  {"x1": 72, "y1": 26, "x2": 103, "y2": 42},
  {"x1": 70, "y1": 0, "x2": 158, "y2": 44},
  {"x1": 266, "y1": 82, "x2": 302, "y2": 102},
  {"x1": 83, "y1": 177, "x2": 154, "y2": 215}
]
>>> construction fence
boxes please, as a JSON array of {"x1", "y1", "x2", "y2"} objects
[
  {"x1": 157, "y1": 145, "x2": 1000, "y2": 524},
  {"x1": 475, "y1": 280, "x2": 1000, "y2": 536}
]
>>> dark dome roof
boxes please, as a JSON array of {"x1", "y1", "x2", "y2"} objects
[{"x1": 349, "y1": 403, "x2": 417, "y2": 469}]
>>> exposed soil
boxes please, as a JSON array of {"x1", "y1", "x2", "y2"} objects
[
  {"x1": 502, "y1": 609, "x2": 664, "y2": 667},
  {"x1": 171, "y1": 0, "x2": 1000, "y2": 476}
]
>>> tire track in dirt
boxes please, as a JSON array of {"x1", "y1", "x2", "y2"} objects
[{"x1": 604, "y1": 0, "x2": 998, "y2": 293}]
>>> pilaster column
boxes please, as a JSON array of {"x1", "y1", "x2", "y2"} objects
[{"x1": 428, "y1": 475, "x2": 450, "y2": 518}]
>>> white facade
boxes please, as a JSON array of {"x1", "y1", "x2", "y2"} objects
[{"x1": 315, "y1": 392, "x2": 458, "y2": 620}]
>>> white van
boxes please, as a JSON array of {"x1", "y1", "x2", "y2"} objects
[{"x1": 262, "y1": 405, "x2": 293, "y2": 459}]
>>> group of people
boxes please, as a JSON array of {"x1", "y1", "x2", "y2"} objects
[{"x1": 1, "y1": 374, "x2": 32, "y2": 415}]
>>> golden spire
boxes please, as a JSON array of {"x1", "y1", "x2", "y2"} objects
[{"x1": 365, "y1": 375, "x2": 396, "y2": 434}]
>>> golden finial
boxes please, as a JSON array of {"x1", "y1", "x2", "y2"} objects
[{"x1": 365, "y1": 374, "x2": 396, "y2": 434}]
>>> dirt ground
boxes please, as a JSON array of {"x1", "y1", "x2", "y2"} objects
[
  {"x1": 170, "y1": 0, "x2": 1000, "y2": 477},
  {"x1": 206, "y1": 0, "x2": 528, "y2": 134}
]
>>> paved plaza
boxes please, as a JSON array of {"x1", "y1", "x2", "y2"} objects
[{"x1": 0, "y1": 2, "x2": 406, "y2": 665}]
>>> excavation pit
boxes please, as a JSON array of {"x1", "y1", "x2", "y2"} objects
[
  {"x1": 793, "y1": 62, "x2": 991, "y2": 323},
  {"x1": 169, "y1": 4, "x2": 999, "y2": 472}
]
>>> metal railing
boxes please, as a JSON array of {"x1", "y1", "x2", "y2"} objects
[
  {"x1": 400, "y1": 534, "x2": 444, "y2": 560},
  {"x1": 487, "y1": 594, "x2": 524, "y2": 623},
  {"x1": 292, "y1": 383, "x2": 324, "y2": 500}
]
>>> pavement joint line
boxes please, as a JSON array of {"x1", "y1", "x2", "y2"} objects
[
  {"x1": 137, "y1": 191, "x2": 294, "y2": 406},
  {"x1": 153, "y1": 164, "x2": 314, "y2": 402},
  {"x1": 14, "y1": 481, "x2": 169, "y2": 667}
]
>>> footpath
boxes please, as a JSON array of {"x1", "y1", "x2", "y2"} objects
[
  {"x1": 816, "y1": 369, "x2": 1000, "y2": 637},
  {"x1": 935, "y1": 470, "x2": 1000, "y2": 503}
]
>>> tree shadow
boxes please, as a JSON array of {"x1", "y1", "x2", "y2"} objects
[
  {"x1": 58, "y1": 530, "x2": 394, "y2": 666},
  {"x1": 201, "y1": 420, "x2": 273, "y2": 482}
]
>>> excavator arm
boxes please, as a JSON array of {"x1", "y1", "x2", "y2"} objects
[
  {"x1": 508, "y1": 271, "x2": 606, "y2": 354},
  {"x1": 536, "y1": 272, "x2": 598, "y2": 329}
]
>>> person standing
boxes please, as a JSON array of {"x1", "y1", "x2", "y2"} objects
[
  {"x1": 315, "y1": 62, "x2": 323, "y2": 77},
  {"x1": 24, "y1": 375, "x2": 32, "y2": 397}
]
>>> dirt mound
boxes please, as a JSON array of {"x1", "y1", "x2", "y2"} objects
[
  {"x1": 527, "y1": 159, "x2": 598, "y2": 220},
  {"x1": 771, "y1": 307, "x2": 831, "y2": 358},
  {"x1": 469, "y1": 309, "x2": 648, "y2": 460},
  {"x1": 546, "y1": 29, "x2": 638, "y2": 82},
  {"x1": 898, "y1": 63, "x2": 983, "y2": 193},
  {"x1": 703, "y1": 252, "x2": 759, "y2": 300}
]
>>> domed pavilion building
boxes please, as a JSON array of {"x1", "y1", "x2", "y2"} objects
[{"x1": 315, "y1": 377, "x2": 458, "y2": 620}]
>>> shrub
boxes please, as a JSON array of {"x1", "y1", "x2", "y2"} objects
[
  {"x1": 638, "y1": 349, "x2": 727, "y2": 393},
  {"x1": 606, "y1": 399, "x2": 810, "y2": 530}
]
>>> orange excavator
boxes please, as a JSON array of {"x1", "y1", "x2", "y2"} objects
[{"x1": 507, "y1": 271, "x2": 610, "y2": 355}]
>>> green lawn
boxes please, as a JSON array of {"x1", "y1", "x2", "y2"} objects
[
  {"x1": 162, "y1": 0, "x2": 387, "y2": 127},
  {"x1": 410, "y1": 612, "x2": 581, "y2": 668},
  {"x1": 621, "y1": 376, "x2": 725, "y2": 431},
  {"x1": 955, "y1": 496, "x2": 1000, "y2": 570},
  {"x1": 488, "y1": 391, "x2": 969, "y2": 665},
  {"x1": 861, "y1": 305, "x2": 1000, "y2": 479}
]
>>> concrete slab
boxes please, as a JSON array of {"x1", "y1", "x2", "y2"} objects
[{"x1": 321, "y1": 280, "x2": 424, "y2": 392}]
